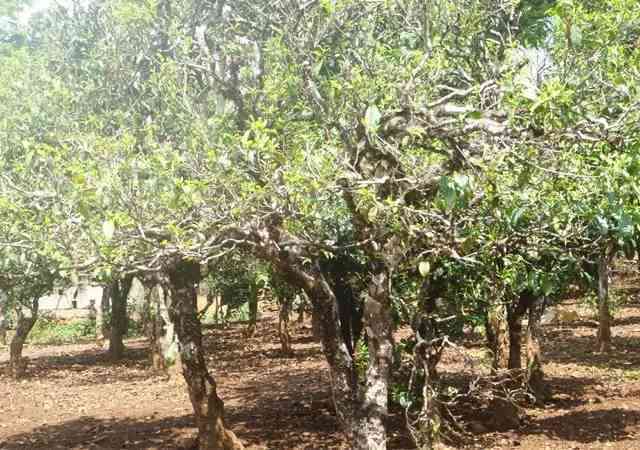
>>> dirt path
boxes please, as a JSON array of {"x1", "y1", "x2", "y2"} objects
[
  {"x1": 0, "y1": 313, "x2": 344, "y2": 450},
  {"x1": 1, "y1": 303, "x2": 639, "y2": 449}
]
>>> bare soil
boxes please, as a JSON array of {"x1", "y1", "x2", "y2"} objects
[{"x1": 1, "y1": 301, "x2": 639, "y2": 450}]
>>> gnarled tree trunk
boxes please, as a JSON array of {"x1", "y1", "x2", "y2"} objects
[
  {"x1": 487, "y1": 303, "x2": 510, "y2": 371},
  {"x1": 9, "y1": 299, "x2": 38, "y2": 378},
  {"x1": 304, "y1": 275, "x2": 363, "y2": 443},
  {"x1": 270, "y1": 260, "x2": 382, "y2": 448},
  {"x1": 278, "y1": 297, "x2": 292, "y2": 355},
  {"x1": 166, "y1": 259, "x2": 242, "y2": 450},
  {"x1": 507, "y1": 308, "x2": 523, "y2": 370},
  {"x1": 597, "y1": 245, "x2": 613, "y2": 353},
  {"x1": 410, "y1": 337, "x2": 442, "y2": 450},
  {"x1": 248, "y1": 225, "x2": 394, "y2": 449},
  {"x1": 355, "y1": 265, "x2": 394, "y2": 450},
  {"x1": 138, "y1": 279, "x2": 154, "y2": 337},
  {"x1": 109, "y1": 275, "x2": 133, "y2": 360},
  {"x1": 285, "y1": 266, "x2": 391, "y2": 449},
  {"x1": 526, "y1": 295, "x2": 549, "y2": 403},
  {"x1": 405, "y1": 279, "x2": 446, "y2": 449},
  {"x1": 149, "y1": 283, "x2": 164, "y2": 371},
  {"x1": 148, "y1": 283, "x2": 180, "y2": 376},
  {"x1": 507, "y1": 292, "x2": 532, "y2": 370}
]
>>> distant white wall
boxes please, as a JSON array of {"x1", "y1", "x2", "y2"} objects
[{"x1": 39, "y1": 278, "x2": 146, "y2": 319}]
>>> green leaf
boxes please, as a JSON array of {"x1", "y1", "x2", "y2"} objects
[
  {"x1": 595, "y1": 216, "x2": 609, "y2": 235},
  {"x1": 368, "y1": 206, "x2": 379, "y2": 222},
  {"x1": 320, "y1": 0, "x2": 335, "y2": 14},
  {"x1": 511, "y1": 207, "x2": 525, "y2": 227},
  {"x1": 467, "y1": 111, "x2": 483, "y2": 119},
  {"x1": 418, "y1": 261, "x2": 431, "y2": 277},
  {"x1": 453, "y1": 174, "x2": 469, "y2": 189},
  {"x1": 541, "y1": 276, "x2": 554, "y2": 296},
  {"x1": 364, "y1": 105, "x2": 382, "y2": 134},
  {"x1": 102, "y1": 220, "x2": 115, "y2": 241}
]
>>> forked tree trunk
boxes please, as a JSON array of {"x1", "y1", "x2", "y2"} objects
[
  {"x1": 250, "y1": 226, "x2": 393, "y2": 449},
  {"x1": 9, "y1": 300, "x2": 38, "y2": 378},
  {"x1": 526, "y1": 296, "x2": 549, "y2": 403},
  {"x1": 166, "y1": 259, "x2": 243, "y2": 450},
  {"x1": 281, "y1": 265, "x2": 376, "y2": 448},
  {"x1": 597, "y1": 246, "x2": 613, "y2": 353},
  {"x1": 304, "y1": 266, "x2": 394, "y2": 449},
  {"x1": 109, "y1": 275, "x2": 133, "y2": 360},
  {"x1": 487, "y1": 303, "x2": 510, "y2": 371},
  {"x1": 278, "y1": 295, "x2": 293, "y2": 355},
  {"x1": 302, "y1": 276, "x2": 360, "y2": 437}
]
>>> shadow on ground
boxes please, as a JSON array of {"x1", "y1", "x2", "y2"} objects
[
  {"x1": 543, "y1": 329, "x2": 640, "y2": 372},
  {"x1": 0, "y1": 341, "x2": 154, "y2": 385},
  {"x1": 0, "y1": 394, "x2": 346, "y2": 450},
  {"x1": 525, "y1": 408, "x2": 640, "y2": 444},
  {"x1": 0, "y1": 415, "x2": 194, "y2": 450}
]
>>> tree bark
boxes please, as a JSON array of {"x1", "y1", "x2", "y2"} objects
[
  {"x1": 411, "y1": 338, "x2": 442, "y2": 450},
  {"x1": 304, "y1": 274, "x2": 363, "y2": 443},
  {"x1": 283, "y1": 263, "x2": 393, "y2": 450},
  {"x1": 149, "y1": 283, "x2": 180, "y2": 376},
  {"x1": 166, "y1": 259, "x2": 243, "y2": 450},
  {"x1": 269, "y1": 259, "x2": 374, "y2": 447},
  {"x1": 507, "y1": 293, "x2": 530, "y2": 370},
  {"x1": 277, "y1": 294, "x2": 292, "y2": 355},
  {"x1": 149, "y1": 283, "x2": 164, "y2": 371},
  {"x1": 245, "y1": 280, "x2": 258, "y2": 337},
  {"x1": 0, "y1": 324, "x2": 6, "y2": 346},
  {"x1": 0, "y1": 300, "x2": 8, "y2": 345},
  {"x1": 355, "y1": 265, "x2": 394, "y2": 450},
  {"x1": 406, "y1": 280, "x2": 445, "y2": 449},
  {"x1": 597, "y1": 245, "x2": 613, "y2": 353},
  {"x1": 526, "y1": 295, "x2": 549, "y2": 403},
  {"x1": 246, "y1": 225, "x2": 393, "y2": 449},
  {"x1": 487, "y1": 303, "x2": 510, "y2": 371},
  {"x1": 9, "y1": 299, "x2": 38, "y2": 378},
  {"x1": 96, "y1": 284, "x2": 111, "y2": 347},
  {"x1": 109, "y1": 275, "x2": 133, "y2": 360},
  {"x1": 139, "y1": 279, "x2": 154, "y2": 337},
  {"x1": 507, "y1": 309, "x2": 522, "y2": 370},
  {"x1": 296, "y1": 293, "x2": 306, "y2": 325}
]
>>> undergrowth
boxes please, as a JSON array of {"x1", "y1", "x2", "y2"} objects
[{"x1": 29, "y1": 317, "x2": 96, "y2": 345}]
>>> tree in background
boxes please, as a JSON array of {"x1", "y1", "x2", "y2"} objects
[{"x1": 0, "y1": 0, "x2": 638, "y2": 449}]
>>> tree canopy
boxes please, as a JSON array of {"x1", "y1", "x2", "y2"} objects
[{"x1": 1, "y1": 0, "x2": 639, "y2": 449}]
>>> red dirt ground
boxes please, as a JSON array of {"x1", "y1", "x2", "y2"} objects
[{"x1": 1, "y1": 301, "x2": 639, "y2": 449}]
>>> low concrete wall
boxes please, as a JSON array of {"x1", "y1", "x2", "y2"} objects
[{"x1": 39, "y1": 279, "x2": 145, "y2": 320}]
